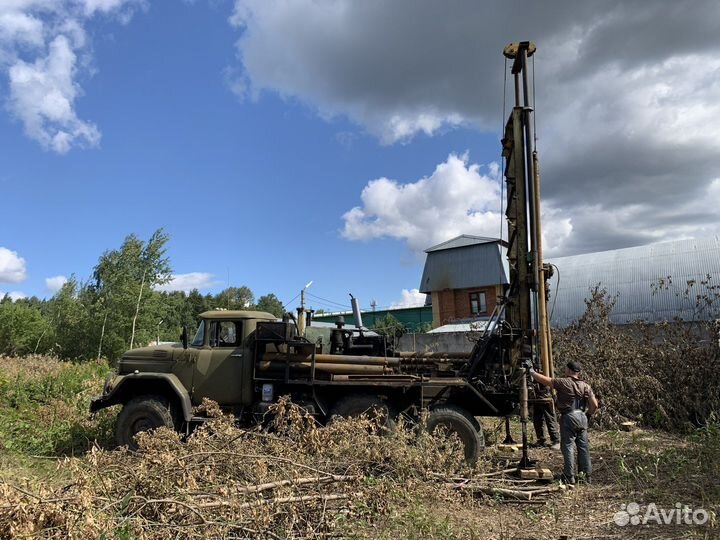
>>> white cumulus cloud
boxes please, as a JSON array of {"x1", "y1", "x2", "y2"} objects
[
  {"x1": 45, "y1": 275, "x2": 68, "y2": 293},
  {"x1": 342, "y1": 153, "x2": 502, "y2": 252},
  {"x1": 156, "y1": 272, "x2": 216, "y2": 293},
  {"x1": 391, "y1": 289, "x2": 427, "y2": 309},
  {"x1": 0, "y1": 0, "x2": 142, "y2": 153},
  {"x1": 0, "y1": 247, "x2": 27, "y2": 283},
  {"x1": 8, "y1": 35, "x2": 100, "y2": 153},
  {"x1": 231, "y1": 0, "x2": 720, "y2": 254},
  {"x1": 342, "y1": 153, "x2": 580, "y2": 256}
]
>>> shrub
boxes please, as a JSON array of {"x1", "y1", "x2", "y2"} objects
[
  {"x1": 553, "y1": 287, "x2": 720, "y2": 431},
  {"x1": 0, "y1": 356, "x2": 115, "y2": 455}
]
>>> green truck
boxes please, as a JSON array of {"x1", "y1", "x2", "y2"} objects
[{"x1": 91, "y1": 308, "x2": 515, "y2": 460}]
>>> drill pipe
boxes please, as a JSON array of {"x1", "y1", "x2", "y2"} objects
[
  {"x1": 262, "y1": 352, "x2": 400, "y2": 367},
  {"x1": 256, "y1": 360, "x2": 388, "y2": 375}
]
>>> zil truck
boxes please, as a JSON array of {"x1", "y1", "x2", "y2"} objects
[
  {"x1": 91, "y1": 307, "x2": 508, "y2": 459},
  {"x1": 90, "y1": 42, "x2": 553, "y2": 463}
]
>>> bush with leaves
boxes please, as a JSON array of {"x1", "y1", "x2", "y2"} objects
[
  {"x1": 373, "y1": 313, "x2": 407, "y2": 338},
  {"x1": 0, "y1": 356, "x2": 114, "y2": 455},
  {"x1": 553, "y1": 286, "x2": 720, "y2": 431}
]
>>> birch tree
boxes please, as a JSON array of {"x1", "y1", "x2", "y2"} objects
[{"x1": 92, "y1": 229, "x2": 171, "y2": 359}]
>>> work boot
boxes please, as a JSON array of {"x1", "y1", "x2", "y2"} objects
[
  {"x1": 550, "y1": 441, "x2": 561, "y2": 450},
  {"x1": 530, "y1": 440, "x2": 546, "y2": 448},
  {"x1": 556, "y1": 473, "x2": 575, "y2": 485}
]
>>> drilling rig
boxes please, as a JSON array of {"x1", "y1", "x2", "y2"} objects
[
  {"x1": 92, "y1": 42, "x2": 557, "y2": 464},
  {"x1": 500, "y1": 40, "x2": 555, "y2": 466}
]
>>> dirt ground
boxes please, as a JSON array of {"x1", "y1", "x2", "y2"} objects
[{"x1": 390, "y1": 427, "x2": 718, "y2": 540}]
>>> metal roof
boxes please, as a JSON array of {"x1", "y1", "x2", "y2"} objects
[
  {"x1": 420, "y1": 240, "x2": 509, "y2": 293},
  {"x1": 426, "y1": 320, "x2": 496, "y2": 333},
  {"x1": 425, "y1": 235, "x2": 501, "y2": 253},
  {"x1": 547, "y1": 236, "x2": 720, "y2": 327}
]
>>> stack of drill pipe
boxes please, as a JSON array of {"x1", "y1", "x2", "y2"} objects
[
  {"x1": 259, "y1": 352, "x2": 398, "y2": 375},
  {"x1": 258, "y1": 351, "x2": 469, "y2": 376}
]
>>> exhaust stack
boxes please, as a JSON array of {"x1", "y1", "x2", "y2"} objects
[{"x1": 349, "y1": 294, "x2": 363, "y2": 330}]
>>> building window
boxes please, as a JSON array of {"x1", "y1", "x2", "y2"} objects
[{"x1": 469, "y1": 292, "x2": 487, "y2": 315}]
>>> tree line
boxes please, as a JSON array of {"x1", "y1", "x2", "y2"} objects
[{"x1": 0, "y1": 230, "x2": 284, "y2": 360}]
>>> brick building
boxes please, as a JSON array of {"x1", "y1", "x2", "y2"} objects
[
  {"x1": 419, "y1": 235, "x2": 508, "y2": 328},
  {"x1": 420, "y1": 234, "x2": 720, "y2": 329}
]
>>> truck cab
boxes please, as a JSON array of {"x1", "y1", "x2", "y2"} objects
[{"x1": 91, "y1": 310, "x2": 276, "y2": 447}]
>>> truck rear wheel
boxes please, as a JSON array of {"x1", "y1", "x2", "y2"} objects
[
  {"x1": 329, "y1": 395, "x2": 397, "y2": 432},
  {"x1": 116, "y1": 395, "x2": 177, "y2": 450},
  {"x1": 427, "y1": 405, "x2": 484, "y2": 463}
]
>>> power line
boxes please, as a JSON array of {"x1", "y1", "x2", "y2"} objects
[
  {"x1": 305, "y1": 292, "x2": 350, "y2": 309},
  {"x1": 280, "y1": 293, "x2": 300, "y2": 311},
  {"x1": 307, "y1": 300, "x2": 351, "y2": 312}
]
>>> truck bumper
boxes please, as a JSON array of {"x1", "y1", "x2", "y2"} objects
[{"x1": 90, "y1": 394, "x2": 112, "y2": 413}]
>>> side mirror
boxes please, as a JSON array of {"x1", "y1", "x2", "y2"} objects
[{"x1": 181, "y1": 326, "x2": 188, "y2": 349}]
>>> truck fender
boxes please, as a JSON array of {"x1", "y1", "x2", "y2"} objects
[{"x1": 90, "y1": 373, "x2": 193, "y2": 422}]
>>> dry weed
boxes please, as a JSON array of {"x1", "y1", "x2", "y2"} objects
[{"x1": 0, "y1": 398, "x2": 481, "y2": 539}]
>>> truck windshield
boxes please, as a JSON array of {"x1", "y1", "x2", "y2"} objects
[{"x1": 191, "y1": 320, "x2": 205, "y2": 347}]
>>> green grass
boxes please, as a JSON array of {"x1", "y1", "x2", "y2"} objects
[{"x1": 0, "y1": 356, "x2": 115, "y2": 455}]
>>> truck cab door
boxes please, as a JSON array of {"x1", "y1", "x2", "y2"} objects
[{"x1": 192, "y1": 319, "x2": 246, "y2": 406}]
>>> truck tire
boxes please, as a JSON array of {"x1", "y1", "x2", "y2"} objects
[
  {"x1": 427, "y1": 405, "x2": 485, "y2": 463},
  {"x1": 329, "y1": 395, "x2": 397, "y2": 432},
  {"x1": 116, "y1": 395, "x2": 177, "y2": 450}
]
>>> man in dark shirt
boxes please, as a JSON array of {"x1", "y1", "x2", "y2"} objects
[
  {"x1": 525, "y1": 360, "x2": 598, "y2": 484},
  {"x1": 532, "y1": 385, "x2": 560, "y2": 449}
]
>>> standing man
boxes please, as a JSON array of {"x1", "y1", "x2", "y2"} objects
[
  {"x1": 532, "y1": 385, "x2": 560, "y2": 449},
  {"x1": 524, "y1": 359, "x2": 598, "y2": 484}
]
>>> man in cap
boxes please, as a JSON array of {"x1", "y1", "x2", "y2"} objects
[
  {"x1": 524, "y1": 359, "x2": 598, "y2": 484},
  {"x1": 532, "y1": 385, "x2": 560, "y2": 449}
]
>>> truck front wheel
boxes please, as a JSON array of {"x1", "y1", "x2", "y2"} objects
[
  {"x1": 427, "y1": 405, "x2": 485, "y2": 463},
  {"x1": 116, "y1": 395, "x2": 177, "y2": 450}
]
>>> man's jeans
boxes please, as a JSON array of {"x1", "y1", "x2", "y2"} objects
[
  {"x1": 560, "y1": 410, "x2": 591, "y2": 482},
  {"x1": 533, "y1": 403, "x2": 560, "y2": 444}
]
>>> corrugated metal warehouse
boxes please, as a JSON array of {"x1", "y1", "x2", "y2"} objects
[{"x1": 547, "y1": 236, "x2": 720, "y2": 327}]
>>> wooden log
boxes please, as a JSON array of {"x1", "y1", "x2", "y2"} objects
[
  {"x1": 196, "y1": 493, "x2": 350, "y2": 509},
  {"x1": 497, "y1": 443, "x2": 521, "y2": 452},
  {"x1": 448, "y1": 483, "x2": 564, "y2": 500},
  {"x1": 519, "y1": 468, "x2": 553, "y2": 480},
  {"x1": 236, "y1": 475, "x2": 357, "y2": 495}
]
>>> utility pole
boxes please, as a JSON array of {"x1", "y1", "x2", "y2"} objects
[{"x1": 297, "y1": 280, "x2": 313, "y2": 336}]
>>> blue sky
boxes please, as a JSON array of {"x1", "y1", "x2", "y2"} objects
[{"x1": 2, "y1": 1, "x2": 719, "y2": 311}]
